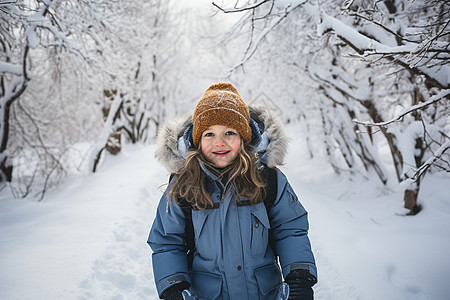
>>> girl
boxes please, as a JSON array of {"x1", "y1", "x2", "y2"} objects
[{"x1": 148, "y1": 83, "x2": 317, "y2": 300}]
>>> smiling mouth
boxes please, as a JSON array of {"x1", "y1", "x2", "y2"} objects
[{"x1": 213, "y1": 150, "x2": 230, "y2": 156}]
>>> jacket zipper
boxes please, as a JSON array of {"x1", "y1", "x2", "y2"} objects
[{"x1": 251, "y1": 215, "x2": 260, "y2": 250}]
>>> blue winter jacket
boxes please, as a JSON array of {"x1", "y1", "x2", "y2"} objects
[{"x1": 148, "y1": 104, "x2": 317, "y2": 299}]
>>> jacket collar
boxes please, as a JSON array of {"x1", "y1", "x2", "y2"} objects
[{"x1": 154, "y1": 103, "x2": 289, "y2": 174}]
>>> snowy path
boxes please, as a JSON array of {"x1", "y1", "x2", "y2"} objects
[
  {"x1": 1, "y1": 143, "x2": 449, "y2": 299},
  {"x1": 77, "y1": 185, "x2": 157, "y2": 299},
  {"x1": 0, "y1": 146, "x2": 161, "y2": 299},
  {"x1": 283, "y1": 147, "x2": 450, "y2": 300},
  {"x1": 282, "y1": 152, "x2": 366, "y2": 300},
  {"x1": 75, "y1": 146, "x2": 162, "y2": 299}
]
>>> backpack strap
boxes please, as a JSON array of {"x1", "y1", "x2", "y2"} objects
[
  {"x1": 179, "y1": 199, "x2": 195, "y2": 269},
  {"x1": 169, "y1": 174, "x2": 195, "y2": 269},
  {"x1": 261, "y1": 166, "x2": 278, "y2": 257},
  {"x1": 262, "y1": 166, "x2": 278, "y2": 211}
]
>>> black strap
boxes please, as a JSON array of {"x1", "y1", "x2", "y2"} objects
[
  {"x1": 180, "y1": 200, "x2": 195, "y2": 269},
  {"x1": 261, "y1": 166, "x2": 278, "y2": 211},
  {"x1": 168, "y1": 174, "x2": 196, "y2": 269},
  {"x1": 261, "y1": 166, "x2": 278, "y2": 257}
]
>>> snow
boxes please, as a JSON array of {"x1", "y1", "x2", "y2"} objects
[
  {"x1": 0, "y1": 62, "x2": 22, "y2": 75},
  {"x1": 1, "y1": 127, "x2": 450, "y2": 299},
  {"x1": 274, "y1": 0, "x2": 307, "y2": 9},
  {"x1": 354, "y1": 89, "x2": 450, "y2": 128},
  {"x1": 0, "y1": 144, "x2": 160, "y2": 299},
  {"x1": 316, "y1": 11, "x2": 450, "y2": 88}
]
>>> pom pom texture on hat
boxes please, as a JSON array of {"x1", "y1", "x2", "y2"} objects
[{"x1": 192, "y1": 83, "x2": 252, "y2": 147}]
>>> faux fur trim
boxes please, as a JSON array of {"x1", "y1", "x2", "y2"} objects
[
  {"x1": 154, "y1": 103, "x2": 289, "y2": 174},
  {"x1": 249, "y1": 104, "x2": 289, "y2": 168},
  {"x1": 154, "y1": 113, "x2": 192, "y2": 174}
]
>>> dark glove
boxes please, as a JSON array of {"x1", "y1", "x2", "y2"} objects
[
  {"x1": 161, "y1": 281, "x2": 190, "y2": 300},
  {"x1": 285, "y1": 269, "x2": 317, "y2": 300}
]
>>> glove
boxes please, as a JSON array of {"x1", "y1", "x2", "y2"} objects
[
  {"x1": 285, "y1": 269, "x2": 317, "y2": 300},
  {"x1": 161, "y1": 281, "x2": 191, "y2": 300}
]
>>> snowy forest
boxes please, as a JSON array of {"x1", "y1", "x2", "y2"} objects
[{"x1": 1, "y1": 0, "x2": 449, "y2": 299}]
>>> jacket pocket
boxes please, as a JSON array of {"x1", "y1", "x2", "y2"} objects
[
  {"x1": 254, "y1": 263, "x2": 283, "y2": 297},
  {"x1": 250, "y1": 203, "x2": 271, "y2": 256},
  {"x1": 192, "y1": 210, "x2": 209, "y2": 240},
  {"x1": 191, "y1": 271, "x2": 223, "y2": 300}
]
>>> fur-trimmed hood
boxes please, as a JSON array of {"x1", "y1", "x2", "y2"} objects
[{"x1": 154, "y1": 103, "x2": 289, "y2": 174}]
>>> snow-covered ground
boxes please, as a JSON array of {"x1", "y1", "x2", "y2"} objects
[{"x1": 1, "y1": 128, "x2": 449, "y2": 299}]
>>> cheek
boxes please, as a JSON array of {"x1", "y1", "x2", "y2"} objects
[
  {"x1": 200, "y1": 139, "x2": 211, "y2": 155},
  {"x1": 201, "y1": 147, "x2": 209, "y2": 158},
  {"x1": 230, "y1": 140, "x2": 241, "y2": 155}
]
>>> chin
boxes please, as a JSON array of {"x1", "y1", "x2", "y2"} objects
[{"x1": 217, "y1": 160, "x2": 232, "y2": 168}]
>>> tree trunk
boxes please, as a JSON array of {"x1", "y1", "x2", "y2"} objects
[
  {"x1": 103, "y1": 89, "x2": 122, "y2": 155},
  {"x1": 0, "y1": 45, "x2": 31, "y2": 183},
  {"x1": 404, "y1": 188, "x2": 422, "y2": 215},
  {"x1": 403, "y1": 85, "x2": 426, "y2": 215},
  {"x1": 106, "y1": 131, "x2": 122, "y2": 155},
  {"x1": 362, "y1": 100, "x2": 404, "y2": 182},
  {"x1": 0, "y1": 100, "x2": 14, "y2": 183}
]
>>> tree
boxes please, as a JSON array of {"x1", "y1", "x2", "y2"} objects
[
  {"x1": 1, "y1": 0, "x2": 202, "y2": 197},
  {"x1": 318, "y1": 0, "x2": 450, "y2": 214},
  {"x1": 1, "y1": 0, "x2": 107, "y2": 198},
  {"x1": 211, "y1": 0, "x2": 449, "y2": 214},
  {"x1": 89, "y1": 0, "x2": 192, "y2": 172}
]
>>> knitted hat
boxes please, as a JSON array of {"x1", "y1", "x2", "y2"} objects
[{"x1": 192, "y1": 82, "x2": 252, "y2": 147}]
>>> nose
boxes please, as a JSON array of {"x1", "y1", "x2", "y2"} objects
[{"x1": 214, "y1": 136, "x2": 225, "y2": 147}]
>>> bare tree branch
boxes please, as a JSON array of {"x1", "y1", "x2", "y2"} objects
[
  {"x1": 223, "y1": 1, "x2": 306, "y2": 75},
  {"x1": 212, "y1": 0, "x2": 271, "y2": 13}
]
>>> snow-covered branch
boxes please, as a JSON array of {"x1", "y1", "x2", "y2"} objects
[
  {"x1": 318, "y1": 11, "x2": 450, "y2": 90},
  {"x1": 353, "y1": 89, "x2": 450, "y2": 127},
  {"x1": 0, "y1": 62, "x2": 22, "y2": 75},
  {"x1": 89, "y1": 91, "x2": 123, "y2": 173},
  {"x1": 404, "y1": 140, "x2": 450, "y2": 183}
]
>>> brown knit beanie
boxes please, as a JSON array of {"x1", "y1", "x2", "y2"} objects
[{"x1": 192, "y1": 82, "x2": 252, "y2": 147}]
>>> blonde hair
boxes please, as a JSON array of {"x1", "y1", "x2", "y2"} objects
[{"x1": 169, "y1": 141, "x2": 266, "y2": 210}]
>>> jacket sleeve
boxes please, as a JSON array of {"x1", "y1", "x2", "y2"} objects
[
  {"x1": 269, "y1": 169, "x2": 318, "y2": 282},
  {"x1": 147, "y1": 182, "x2": 191, "y2": 297}
]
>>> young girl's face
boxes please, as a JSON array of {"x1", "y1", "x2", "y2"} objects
[{"x1": 201, "y1": 125, "x2": 241, "y2": 168}]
